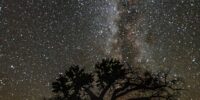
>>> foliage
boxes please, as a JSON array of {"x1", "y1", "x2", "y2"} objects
[
  {"x1": 47, "y1": 58, "x2": 183, "y2": 100},
  {"x1": 51, "y1": 65, "x2": 93, "y2": 100}
]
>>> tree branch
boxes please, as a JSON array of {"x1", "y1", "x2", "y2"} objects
[
  {"x1": 83, "y1": 87, "x2": 98, "y2": 100},
  {"x1": 99, "y1": 84, "x2": 112, "y2": 100}
]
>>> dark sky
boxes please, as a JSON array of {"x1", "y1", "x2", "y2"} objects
[{"x1": 0, "y1": 0, "x2": 200, "y2": 100}]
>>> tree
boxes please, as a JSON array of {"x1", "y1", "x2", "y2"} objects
[
  {"x1": 47, "y1": 58, "x2": 183, "y2": 100},
  {"x1": 51, "y1": 65, "x2": 93, "y2": 100}
]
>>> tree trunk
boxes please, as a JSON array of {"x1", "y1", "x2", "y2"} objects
[{"x1": 84, "y1": 88, "x2": 99, "y2": 100}]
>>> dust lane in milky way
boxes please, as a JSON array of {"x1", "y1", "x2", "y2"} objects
[
  {"x1": 117, "y1": 1, "x2": 200, "y2": 100},
  {"x1": 0, "y1": 0, "x2": 200, "y2": 100}
]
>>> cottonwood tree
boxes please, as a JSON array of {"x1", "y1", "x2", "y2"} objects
[{"x1": 47, "y1": 58, "x2": 183, "y2": 100}]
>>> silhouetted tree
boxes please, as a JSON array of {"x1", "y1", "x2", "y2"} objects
[
  {"x1": 50, "y1": 65, "x2": 93, "y2": 100},
  {"x1": 47, "y1": 58, "x2": 183, "y2": 100}
]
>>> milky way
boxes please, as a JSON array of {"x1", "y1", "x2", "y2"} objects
[{"x1": 0, "y1": 0, "x2": 200, "y2": 100}]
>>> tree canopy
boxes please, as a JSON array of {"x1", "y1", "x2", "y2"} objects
[{"x1": 47, "y1": 58, "x2": 183, "y2": 100}]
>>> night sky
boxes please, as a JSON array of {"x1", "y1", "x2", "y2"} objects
[{"x1": 0, "y1": 0, "x2": 200, "y2": 100}]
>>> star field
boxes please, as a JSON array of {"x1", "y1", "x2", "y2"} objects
[{"x1": 0, "y1": 0, "x2": 200, "y2": 100}]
